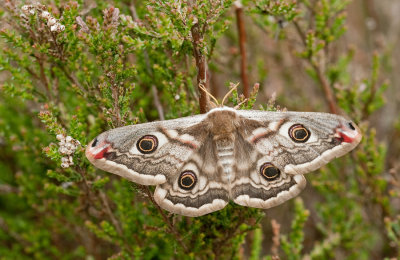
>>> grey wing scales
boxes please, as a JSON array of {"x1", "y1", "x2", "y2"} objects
[
  {"x1": 154, "y1": 135, "x2": 230, "y2": 217},
  {"x1": 86, "y1": 108, "x2": 361, "y2": 216},
  {"x1": 86, "y1": 114, "x2": 230, "y2": 217},
  {"x1": 86, "y1": 114, "x2": 207, "y2": 185},
  {"x1": 230, "y1": 127, "x2": 306, "y2": 209}
]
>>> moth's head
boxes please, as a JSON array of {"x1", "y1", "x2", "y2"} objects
[{"x1": 207, "y1": 107, "x2": 239, "y2": 137}]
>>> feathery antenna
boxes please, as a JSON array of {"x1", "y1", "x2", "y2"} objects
[
  {"x1": 221, "y1": 82, "x2": 240, "y2": 106},
  {"x1": 198, "y1": 83, "x2": 219, "y2": 107}
]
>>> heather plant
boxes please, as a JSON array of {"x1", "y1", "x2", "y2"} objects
[{"x1": 0, "y1": 0, "x2": 399, "y2": 259}]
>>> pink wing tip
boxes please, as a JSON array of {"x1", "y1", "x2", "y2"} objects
[
  {"x1": 335, "y1": 122, "x2": 362, "y2": 144},
  {"x1": 93, "y1": 146, "x2": 110, "y2": 159},
  {"x1": 86, "y1": 138, "x2": 111, "y2": 160}
]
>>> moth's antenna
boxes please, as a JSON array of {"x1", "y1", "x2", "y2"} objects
[
  {"x1": 198, "y1": 83, "x2": 219, "y2": 106},
  {"x1": 221, "y1": 82, "x2": 240, "y2": 106}
]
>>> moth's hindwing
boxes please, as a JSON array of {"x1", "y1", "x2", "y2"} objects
[
  {"x1": 232, "y1": 174, "x2": 307, "y2": 209},
  {"x1": 154, "y1": 135, "x2": 230, "y2": 217}
]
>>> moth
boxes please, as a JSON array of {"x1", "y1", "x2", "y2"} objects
[{"x1": 86, "y1": 107, "x2": 362, "y2": 217}]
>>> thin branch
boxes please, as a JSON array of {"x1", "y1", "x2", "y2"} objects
[
  {"x1": 143, "y1": 49, "x2": 165, "y2": 120},
  {"x1": 361, "y1": 55, "x2": 381, "y2": 120},
  {"x1": 0, "y1": 216, "x2": 31, "y2": 247},
  {"x1": 293, "y1": 21, "x2": 338, "y2": 114},
  {"x1": 24, "y1": 66, "x2": 41, "y2": 82},
  {"x1": 98, "y1": 190, "x2": 137, "y2": 254},
  {"x1": 151, "y1": 85, "x2": 165, "y2": 120},
  {"x1": 213, "y1": 212, "x2": 247, "y2": 258},
  {"x1": 17, "y1": 65, "x2": 47, "y2": 100},
  {"x1": 35, "y1": 55, "x2": 52, "y2": 99},
  {"x1": 75, "y1": 167, "x2": 95, "y2": 201},
  {"x1": 191, "y1": 23, "x2": 210, "y2": 113},
  {"x1": 130, "y1": 4, "x2": 165, "y2": 120},
  {"x1": 48, "y1": 29, "x2": 64, "y2": 61},
  {"x1": 362, "y1": 0, "x2": 381, "y2": 32},
  {"x1": 142, "y1": 186, "x2": 190, "y2": 254},
  {"x1": 47, "y1": 28, "x2": 90, "y2": 102},
  {"x1": 311, "y1": 62, "x2": 338, "y2": 114},
  {"x1": 235, "y1": 1, "x2": 250, "y2": 98},
  {"x1": 142, "y1": 49, "x2": 165, "y2": 120},
  {"x1": 111, "y1": 82, "x2": 122, "y2": 127},
  {"x1": 98, "y1": 190, "x2": 123, "y2": 236},
  {"x1": 293, "y1": 21, "x2": 306, "y2": 46},
  {"x1": 270, "y1": 219, "x2": 281, "y2": 256},
  {"x1": 76, "y1": 166, "x2": 136, "y2": 254},
  {"x1": 59, "y1": 66, "x2": 86, "y2": 94},
  {"x1": 0, "y1": 184, "x2": 19, "y2": 193}
]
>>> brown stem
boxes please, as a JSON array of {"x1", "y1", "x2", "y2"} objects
[
  {"x1": 111, "y1": 83, "x2": 122, "y2": 127},
  {"x1": 213, "y1": 211, "x2": 248, "y2": 258},
  {"x1": 270, "y1": 219, "x2": 281, "y2": 256},
  {"x1": 143, "y1": 186, "x2": 190, "y2": 254},
  {"x1": 0, "y1": 184, "x2": 19, "y2": 193},
  {"x1": 19, "y1": 65, "x2": 47, "y2": 99},
  {"x1": 35, "y1": 55, "x2": 51, "y2": 98},
  {"x1": 76, "y1": 166, "x2": 137, "y2": 253},
  {"x1": 76, "y1": 166, "x2": 95, "y2": 201},
  {"x1": 24, "y1": 66, "x2": 41, "y2": 81},
  {"x1": 151, "y1": 85, "x2": 165, "y2": 120},
  {"x1": 191, "y1": 23, "x2": 209, "y2": 113},
  {"x1": 59, "y1": 66, "x2": 86, "y2": 94},
  {"x1": 0, "y1": 216, "x2": 31, "y2": 247},
  {"x1": 312, "y1": 62, "x2": 338, "y2": 114},
  {"x1": 362, "y1": 0, "x2": 381, "y2": 32},
  {"x1": 49, "y1": 30, "x2": 64, "y2": 61},
  {"x1": 361, "y1": 59, "x2": 381, "y2": 120},
  {"x1": 99, "y1": 190, "x2": 123, "y2": 236},
  {"x1": 293, "y1": 21, "x2": 306, "y2": 46},
  {"x1": 46, "y1": 27, "x2": 87, "y2": 96},
  {"x1": 235, "y1": 1, "x2": 249, "y2": 98},
  {"x1": 143, "y1": 50, "x2": 165, "y2": 121},
  {"x1": 293, "y1": 21, "x2": 338, "y2": 114}
]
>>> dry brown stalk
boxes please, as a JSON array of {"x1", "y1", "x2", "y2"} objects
[
  {"x1": 235, "y1": 1, "x2": 250, "y2": 98},
  {"x1": 191, "y1": 23, "x2": 210, "y2": 113}
]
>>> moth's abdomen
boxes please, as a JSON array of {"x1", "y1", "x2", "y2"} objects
[{"x1": 215, "y1": 138, "x2": 235, "y2": 187}]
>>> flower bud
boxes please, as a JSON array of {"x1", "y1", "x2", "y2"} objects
[
  {"x1": 41, "y1": 11, "x2": 51, "y2": 20},
  {"x1": 48, "y1": 17, "x2": 57, "y2": 26}
]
